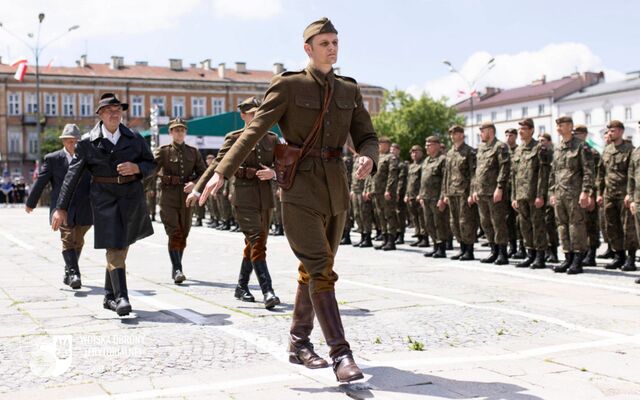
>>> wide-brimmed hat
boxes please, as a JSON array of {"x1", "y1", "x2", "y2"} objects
[
  {"x1": 59, "y1": 124, "x2": 81, "y2": 139},
  {"x1": 96, "y1": 92, "x2": 129, "y2": 114}
]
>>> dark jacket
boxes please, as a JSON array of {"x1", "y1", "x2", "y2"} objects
[
  {"x1": 26, "y1": 149, "x2": 92, "y2": 226},
  {"x1": 57, "y1": 123, "x2": 156, "y2": 249}
]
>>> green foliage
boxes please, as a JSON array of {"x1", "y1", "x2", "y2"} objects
[
  {"x1": 40, "y1": 127, "x2": 62, "y2": 158},
  {"x1": 372, "y1": 90, "x2": 464, "y2": 160},
  {"x1": 407, "y1": 336, "x2": 425, "y2": 351}
]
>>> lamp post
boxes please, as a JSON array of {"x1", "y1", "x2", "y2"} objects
[{"x1": 443, "y1": 58, "x2": 495, "y2": 143}]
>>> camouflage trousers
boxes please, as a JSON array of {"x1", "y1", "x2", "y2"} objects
[
  {"x1": 350, "y1": 193, "x2": 363, "y2": 233},
  {"x1": 507, "y1": 197, "x2": 520, "y2": 242},
  {"x1": 422, "y1": 199, "x2": 448, "y2": 243},
  {"x1": 604, "y1": 197, "x2": 637, "y2": 251},
  {"x1": 599, "y1": 206, "x2": 608, "y2": 244},
  {"x1": 554, "y1": 197, "x2": 587, "y2": 253},
  {"x1": 545, "y1": 205, "x2": 558, "y2": 247},
  {"x1": 477, "y1": 195, "x2": 510, "y2": 245},
  {"x1": 448, "y1": 195, "x2": 477, "y2": 245},
  {"x1": 361, "y1": 196, "x2": 374, "y2": 234},
  {"x1": 397, "y1": 199, "x2": 407, "y2": 233},
  {"x1": 585, "y1": 205, "x2": 600, "y2": 248},
  {"x1": 372, "y1": 193, "x2": 399, "y2": 235},
  {"x1": 407, "y1": 198, "x2": 425, "y2": 236},
  {"x1": 516, "y1": 199, "x2": 547, "y2": 250}
]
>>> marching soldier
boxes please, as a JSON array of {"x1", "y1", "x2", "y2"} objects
[
  {"x1": 598, "y1": 120, "x2": 637, "y2": 271},
  {"x1": 510, "y1": 119, "x2": 550, "y2": 269},
  {"x1": 406, "y1": 145, "x2": 427, "y2": 247},
  {"x1": 154, "y1": 118, "x2": 207, "y2": 284},
  {"x1": 372, "y1": 137, "x2": 399, "y2": 251},
  {"x1": 419, "y1": 136, "x2": 448, "y2": 257},
  {"x1": 392, "y1": 143, "x2": 408, "y2": 244},
  {"x1": 440, "y1": 125, "x2": 477, "y2": 260},
  {"x1": 626, "y1": 120, "x2": 640, "y2": 283},
  {"x1": 549, "y1": 116, "x2": 594, "y2": 274},
  {"x1": 190, "y1": 18, "x2": 378, "y2": 382},
  {"x1": 470, "y1": 122, "x2": 511, "y2": 265}
]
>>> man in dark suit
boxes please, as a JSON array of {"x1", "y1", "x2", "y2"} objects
[{"x1": 26, "y1": 124, "x2": 92, "y2": 289}]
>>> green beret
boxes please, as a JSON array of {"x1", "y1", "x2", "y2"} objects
[
  {"x1": 410, "y1": 145, "x2": 423, "y2": 152},
  {"x1": 479, "y1": 122, "x2": 496, "y2": 131},
  {"x1": 448, "y1": 125, "x2": 464, "y2": 134},
  {"x1": 303, "y1": 17, "x2": 338, "y2": 42},
  {"x1": 425, "y1": 135, "x2": 440, "y2": 144},
  {"x1": 555, "y1": 116, "x2": 573, "y2": 125},
  {"x1": 572, "y1": 124, "x2": 588, "y2": 134}
]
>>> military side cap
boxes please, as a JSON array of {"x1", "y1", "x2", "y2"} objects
[
  {"x1": 425, "y1": 135, "x2": 440, "y2": 144},
  {"x1": 59, "y1": 124, "x2": 81, "y2": 139},
  {"x1": 303, "y1": 17, "x2": 338, "y2": 42},
  {"x1": 518, "y1": 118, "x2": 534, "y2": 129},
  {"x1": 607, "y1": 120, "x2": 625, "y2": 129},
  {"x1": 238, "y1": 96, "x2": 261, "y2": 114},
  {"x1": 555, "y1": 116, "x2": 573, "y2": 124},
  {"x1": 169, "y1": 117, "x2": 187, "y2": 130},
  {"x1": 572, "y1": 124, "x2": 588, "y2": 134},
  {"x1": 379, "y1": 136, "x2": 391, "y2": 144},
  {"x1": 96, "y1": 92, "x2": 128, "y2": 114},
  {"x1": 479, "y1": 121, "x2": 495, "y2": 130},
  {"x1": 410, "y1": 144, "x2": 423, "y2": 152},
  {"x1": 505, "y1": 128, "x2": 518, "y2": 135},
  {"x1": 448, "y1": 125, "x2": 464, "y2": 134}
]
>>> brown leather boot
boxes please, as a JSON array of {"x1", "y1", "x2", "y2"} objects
[
  {"x1": 311, "y1": 290, "x2": 364, "y2": 382},
  {"x1": 288, "y1": 284, "x2": 329, "y2": 369}
]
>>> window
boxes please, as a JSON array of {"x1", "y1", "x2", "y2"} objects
[
  {"x1": 62, "y1": 94, "x2": 75, "y2": 116},
  {"x1": 522, "y1": 106, "x2": 528, "y2": 117},
  {"x1": 25, "y1": 92, "x2": 37, "y2": 114},
  {"x1": 8, "y1": 131, "x2": 21, "y2": 153},
  {"x1": 538, "y1": 104, "x2": 545, "y2": 115},
  {"x1": 131, "y1": 96, "x2": 144, "y2": 118},
  {"x1": 539, "y1": 125, "x2": 546, "y2": 134},
  {"x1": 191, "y1": 97, "x2": 206, "y2": 117},
  {"x1": 585, "y1": 112, "x2": 591, "y2": 125},
  {"x1": 172, "y1": 96, "x2": 185, "y2": 118},
  {"x1": 605, "y1": 110, "x2": 611, "y2": 123},
  {"x1": 212, "y1": 98, "x2": 225, "y2": 115},
  {"x1": 27, "y1": 131, "x2": 39, "y2": 155},
  {"x1": 44, "y1": 93, "x2": 57, "y2": 116},
  {"x1": 80, "y1": 94, "x2": 93, "y2": 116},
  {"x1": 475, "y1": 114, "x2": 482, "y2": 124},
  {"x1": 151, "y1": 96, "x2": 166, "y2": 114},
  {"x1": 491, "y1": 111, "x2": 497, "y2": 121},
  {"x1": 625, "y1": 107, "x2": 632, "y2": 121},
  {"x1": 7, "y1": 93, "x2": 21, "y2": 115},
  {"x1": 506, "y1": 109, "x2": 512, "y2": 120}
]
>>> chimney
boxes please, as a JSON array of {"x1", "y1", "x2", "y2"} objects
[
  {"x1": 200, "y1": 59, "x2": 212, "y2": 70},
  {"x1": 484, "y1": 87, "x2": 500, "y2": 96},
  {"x1": 190, "y1": 63, "x2": 196, "y2": 68},
  {"x1": 273, "y1": 62, "x2": 285, "y2": 74},
  {"x1": 235, "y1": 62, "x2": 247, "y2": 73},
  {"x1": 135, "y1": 61, "x2": 148, "y2": 66},
  {"x1": 110, "y1": 56, "x2": 124, "y2": 70},
  {"x1": 169, "y1": 58, "x2": 183, "y2": 71},
  {"x1": 218, "y1": 63, "x2": 226, "y2": 79},
  {"x1": 532, "y1": 75, "x2": 546, "y2": 85},
  {"x1": 78, "y1": 54, "x2": 87, "y2": 67}
]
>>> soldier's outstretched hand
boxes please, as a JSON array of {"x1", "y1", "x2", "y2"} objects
[
  {"x1": 355, "y1": 156, "x2": 374, "y2": 180},
  {"x1": 51, "y1": 209, "x2": 68, "y2": 231},
  {"x1": 199, "y1": 172, "x2": 224, "y2": 206}
]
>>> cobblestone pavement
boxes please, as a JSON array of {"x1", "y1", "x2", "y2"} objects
[{"x1": 1, "y1": 207, "x2": 639, "y2": 399}]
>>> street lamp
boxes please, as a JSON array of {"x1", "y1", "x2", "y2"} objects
[
  {"x1": 0, "y1": 14, "x2": 79, "y2": 175},
  {"x1": 443, "y1": 57, "x2": 495, "y2": 139}
]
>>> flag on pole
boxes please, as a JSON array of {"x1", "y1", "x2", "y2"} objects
[
  {"x1": 46, "y1": 58, "x2": 55, "y2": 69},
  {"x1": 470, "y1": 90, "x2": 478, "y2": 98},
  {"x1": 11, "y1": 58, "x2": 28, "y2": 82}
]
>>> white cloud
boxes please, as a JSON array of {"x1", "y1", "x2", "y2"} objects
[
  {"x1": 211, "y1": 0, "x2": 283, "y2": 20},
  {"x1": 408, "y1": 42, "x2": 626, "y2": 104}
]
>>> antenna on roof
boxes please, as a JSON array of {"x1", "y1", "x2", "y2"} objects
[{"x1": 84, "y1": 39, "x2": 88, "y2": 59}]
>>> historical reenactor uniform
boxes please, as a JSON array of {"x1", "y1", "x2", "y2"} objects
[
  {"x1": 406, "y1": 145, "x2": 427, "y2": 247},
  {"x1": 472, "y1": 122, "x2": 511, "y2": 265},
  {"x1": 549, "y1": 116, "x2": 594, "y2": 274},
  {"x1": 371, "y1": 137, "x2": 399, "y2": 251},
  {"x1": 419, "y1": 136, "x2": 448, "y2": 257},
  {"x1": 26, "y1": 124, "x2": 93, "y2": 289},
  {"x1": 53, "y1": 93, "x2": 156, "y2": 316},
  {"x1": 193, "y1": 18, "x2": 379, "y2": 382},
  {"x1": 598, "y1": 120, "x2": 637, "y2": 270},
  {"x1": 194, "y1": 97, "x2": 281, "y2": 309},
  {"x1": 510, "y1": 119, "x2": 550, "y2": 269},
  {"x1": 154, "y1": 118, "x2": 206, "y2": 283}
]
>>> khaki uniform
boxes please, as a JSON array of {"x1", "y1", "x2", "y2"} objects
[
  {"x1": 511, "y1": 139, "x2": 550, "y2": 250},
  {"x1": 154, "y1": 142, "x2": 206, "y2": 250},
  {"x1": 420, "y1": 153, "x2": 447, "y2": 243},
  {"x1": 549, "y1": 137, "x2": 594, "y2": 253},
  {"x1": 473, "y1": 138, "x2": 511, "y2": 245},
  {"x1": 599, "y1": 141, "x2": 637, "y2": 251},
  {"x1": 406, "y1": 158, "x2": 425, "y2": 237},
  {"x1": 371, "y1": 152, "x2": 399, "y2": 236},
  {"x1": 442, "y1": 142, "x2": 477, "y2": 245}
]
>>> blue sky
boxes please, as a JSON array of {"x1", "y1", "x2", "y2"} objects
[{"x1": 1, "y1": 0, "x2": 638, "y2": 102}]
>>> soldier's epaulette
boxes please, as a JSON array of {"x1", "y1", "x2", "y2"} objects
[
  {"x1": 225, "y1": 129, "x2": 244, "y2": 139},
  {"x1": 335, "y1": 74, "x2": 357, "y2": 84},
  {"x1": 160, "y1": 143, "x2": 171, "y2": 148},
  {"x1": 281, "y1": 69, "x2": 304, "y2": 77}
]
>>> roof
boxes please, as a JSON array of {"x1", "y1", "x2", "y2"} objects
[
  {"x1": 454, "y1": 72, "x2": 604, "y2": 112},
  {"x1": 140, "y1": 111, "x2": 281, "y2": 137},
  {"x1": 559, "y1": 75, "x2": 640, "y2": 102}
]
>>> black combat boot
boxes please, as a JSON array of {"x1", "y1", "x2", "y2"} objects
[
  {"x1": 62, "y1": 250, "x2": 82, "y2": 289},
  {"x1": 553, "y1": 253, "x2": 573, "y2": 273},
  {"x1": 512, "y1": 240, "x2": 526, "y2": 259},
  {"x1": 605, "y1": 251, "x2": 625, "y2": 270},
  {"x1": 274, "y1": 224, "x2": 284, "y2": 236},
  {"x1": 194, "y1": 218, "x2": 203, "y2": 227},
  {"x1": 352, "y1": 233, "x2": 365, "y2": 247},
  {"x1": 409, "y1": 235, "x2": 423, "y2": 247},
  {"x1": 597, "y1": 244, "x2": 614, "y2": 259},
  {"x1": 339, "y1": 230, "x2": 352, "y2": 245},
  {"x1": 103, "y1": 269, "x2": 117, "y2": 311},
  {"x1": 567, "y1": 252, "x2": 584, "y2": 275},
  {"x1": 507, "y1": 240, "x2": 518, "y2": 258},
  {"x1": 234, "y1": 258, "x2": 255, "y2": 302},
  {"x1": 432, "y1": 242, "x2": 447, "y2": 258},
  {"x1": 374, "y1": 234, "x2": 388, "y2": 250},
  {"x1": 253, "y1": 260, "x2": 280, "y2": 310},
  {"x1": 481, "y1": 243, "x2": 498, "y2": 263},
  {"x1": 359, "y1": 233, "x2": 373, "y2": 248},
  {"x1": 169, "y1": 250, "x2": 185, "y2": 284},
  {"x1": 516, "y1": 249, "x2": 536, "y2": 268},
  {"x1": 395, "y1": 232, "x2": 405, "y2": 245},
  {"x1": 446, "y1": 238, "x2": 454, "y2": 250},
  {"x1": 374, "y1": 230, "x2": 383, "y2": 241},
  {"x1": 546, "y1": 246, "x2": 559, "y2": 263},
  {"x1": 382, "y1": 234, "x2": 397, "y2": 251},
  {"x1": 582, "y1": 246, "x2": 597, "y2": 267},
  {"x1": 460, "y1": 243, "x2": 475, "y2": 261},
  {"x1": 621, "y1": 249, "x2": 637, "y2": 272},
  {"x1": 422, "y1": 235, "x2": 430, "y2": 247},
  {"x1": 423, "y1": 241, "x2": 438, "y2": 257},
  {"x1": 530, "y1": 249, "x2": 547, "y2": 269},
  {"x1": 109, "y1": 268, "x2": 132, "y2": 316},
  {"x1": 450, "y1": 243, "x2": 466, "y2": 260},
  {"x1": 494, "y1": 244, "x2": 509, "y2": 265}
]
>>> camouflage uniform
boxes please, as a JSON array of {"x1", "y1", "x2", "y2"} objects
[
  {"x1": 396, "y1": 159, "x2": 409, "y2": 243},
  {"x1": 420, "y1": 152, "x2": 448, "y2": 250},
  {"x1": 371, "y1": 151, "x2": 399, "y2": 249},
  {"x1": 406, "y1": 157, "x2": 426, "y2": 244}
]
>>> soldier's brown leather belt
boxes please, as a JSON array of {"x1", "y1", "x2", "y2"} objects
[
  {"x1": 160, "y1": 175, "x2": 193, "y2": 185},
  {"x1": 92, "y1": 175, "x2": 139, "y2": 184},
  {"x1": 307, "y1": 147, "x2": 342, "y2": 161},
  {"x1": 235, "y1": 167, "x2": 258, "y2": 179}
]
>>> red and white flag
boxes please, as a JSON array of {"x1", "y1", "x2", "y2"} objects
[
  {"x1": 46, "y1": 58, "x2": 55, "y2": 69},
  {"x1": 11, "y1": 58, "x2": 28, "y2": 82}
]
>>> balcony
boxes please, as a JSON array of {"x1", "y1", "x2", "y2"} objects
[{"x1": 21, "y1": 114, "x2": 47, "y2": 126}]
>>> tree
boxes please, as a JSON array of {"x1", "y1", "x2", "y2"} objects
[
  {"x1": 372, "y1": 90, "x2": 464, "y2": 159},
  {"x1": 40, "y1": 127, "x2": 62, "y2": 157}
]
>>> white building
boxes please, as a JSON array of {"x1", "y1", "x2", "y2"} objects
[
  {"x1": 556, "y1": 72, "x2": 640, "y2": 150},
  {"x1": 453, "y1": 72, "x2": 603, "y2": 147}
]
